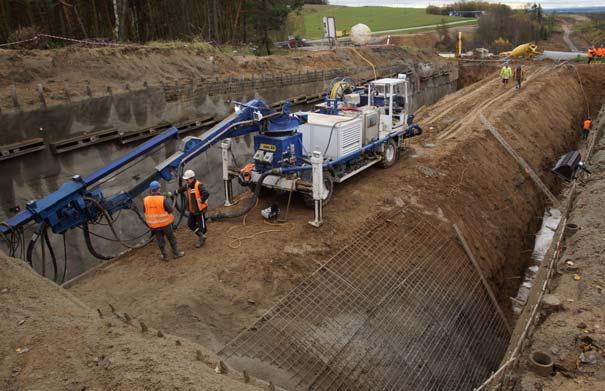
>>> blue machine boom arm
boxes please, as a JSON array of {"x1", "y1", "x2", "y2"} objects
[{"x1": 0, "y1": 99, "x2": 275, "y2": 235}]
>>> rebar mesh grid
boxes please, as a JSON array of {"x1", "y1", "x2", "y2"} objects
[{"x1": 219, "y1": 209, "x2": 510, "y2": 390}]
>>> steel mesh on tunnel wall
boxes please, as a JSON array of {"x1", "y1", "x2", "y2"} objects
[{"x1": 219, "y1": 209, "x2": 510, "y2": 390}]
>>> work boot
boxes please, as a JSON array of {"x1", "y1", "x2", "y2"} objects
[
  {"x1": 173, "y1": 250, "x2": 185, "y2": 259},
  {"x1": 195, "y1": 233, "x2": 206, "y2": 248},
  {"x1": 160, "y1": 252, "x2": 169, "y2": 262}
]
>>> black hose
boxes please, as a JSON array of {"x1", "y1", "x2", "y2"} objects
[
  {"x1": 42, "y1": 226, "x2": 58, "y2": 283},
  {"x1": 26, "y1": 227, "x2": 42, "y2": 268},
  {"x1": 173, "y1": 165, "x2": 187, "y2": 229},
  {"x1": 60, "y1": 234, "x2": 68, "y2": 284},
  {"x1": 208, "y1": 169, "x2": 276, "y2": 221},
  {"x1": 83, "y1": 223, "x2": 112, "y2": 261}
]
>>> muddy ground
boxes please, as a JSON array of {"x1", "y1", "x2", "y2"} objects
[
  {"x1": 66, "y1": 64, "x2": 605, "y2": 357},
  {"x1": 515, "y1": 114, "x2": 605, "y2": 390}
]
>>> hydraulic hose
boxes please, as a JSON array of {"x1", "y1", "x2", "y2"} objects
[
  {"x1": 208, "y1": 169, "x2": 277, "y2": 221},
  {"x1": 42, "y1": 225, "x2": 58, "y2": 283},
  {"x1": 26, "y1": 224, "x2": 44, "y2": 267},
  {"x1": 83, "y1": 197, "x2": 149, "y2": 250},
  {"x1": 83, "y1": 222, "x2": 112, "y2": 261},
  {"x1": 173, "y1": 165, "x2": 188, "y2": 229},
  {"x1": 60, "y1": 234, "x2": 68, "y2": 284}
]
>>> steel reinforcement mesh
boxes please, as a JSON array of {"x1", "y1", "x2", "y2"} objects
[{"x1": 219, "y1": 209, "x2": 510, "y2": 390}]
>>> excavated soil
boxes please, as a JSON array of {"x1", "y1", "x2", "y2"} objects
[
  {"x1": 0, "y1": 45, "x2": 438, "y2": 111},
  {"x1": 0, "y1": 254, "x2": 262, "y2": 391},
  {"x1": 66, "y1": 64, "x2": 604, "y2": 356}
]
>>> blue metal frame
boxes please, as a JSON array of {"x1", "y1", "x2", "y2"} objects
[{"x1": 0, "y1": 99, "x2": 284, "y2": 235}]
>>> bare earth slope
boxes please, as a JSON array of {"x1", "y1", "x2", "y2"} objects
[{"x1": 0, "y1": 254, "x2": 260, "y2": 391}]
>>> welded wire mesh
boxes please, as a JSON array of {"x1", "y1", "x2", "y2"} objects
[{"x1": 219, "y1": 209, "x2": 510, "y2": 390}]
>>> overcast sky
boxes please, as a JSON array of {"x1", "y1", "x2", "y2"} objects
[{"x1": 328, "y1": 0, "x2": 601, "y2": 9}]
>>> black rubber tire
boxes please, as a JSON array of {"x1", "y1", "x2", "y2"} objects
[
  {"x1": 378, "y1": 139, "x2": 399, "y2": 168},
  {"x1": 303, "y1": 173, "x2": 334, "y2": 208}
]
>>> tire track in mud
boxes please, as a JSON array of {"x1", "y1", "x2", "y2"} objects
[{"x1": 432, "y1": 64, "x2": 558, "y2": 141}]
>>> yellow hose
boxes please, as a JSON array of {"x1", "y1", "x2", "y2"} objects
[{"x1": 351, "y1": 47, "x2": 377, "y2": 80}]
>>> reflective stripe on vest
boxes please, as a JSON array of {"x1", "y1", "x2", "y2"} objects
[
  {"x1": 187, "y1": 180, "x2": 208, "y2": 213},
  {"x1": 584, "y1": 120, "x2": 591, "y2": 130},
  {"x1": 144, "y1": 195, "x2": 174, "y2": 228}
]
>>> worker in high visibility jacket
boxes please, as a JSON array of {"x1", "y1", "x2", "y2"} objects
[
  {"x1": 582, "y1": 116, "x2": 592, "y2": 140},
  {"x1": 176, "y1": 169, "x2": 210, "y2": 248},
  {"x1": 144, "y1": 181, "x2": 184, "y2": 261},
  {"x1": 500, "y1": 62, "x2": 512, "y2": 87},
  {"x1": 588, "y1": 46, "x2": 596, "y2": 64}
]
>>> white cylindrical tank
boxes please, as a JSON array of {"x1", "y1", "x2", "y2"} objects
[{"x1": 350, "y1": 24, "x2": 371, "y2": 46}]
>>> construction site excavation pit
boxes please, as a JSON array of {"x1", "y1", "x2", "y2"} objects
[{"x1": 3, "y1": 57, "x2": 605, "y2": 390}]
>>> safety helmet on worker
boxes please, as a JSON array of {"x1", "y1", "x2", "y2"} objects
[
  {"x1": 183, "y1": 169, "x2": 196, "y2": 180},
  {"x1": 149, "y1": 181, "x2": 161, "y2": 191}
]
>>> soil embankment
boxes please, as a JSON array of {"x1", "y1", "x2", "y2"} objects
[
  {"x1": 515, "y1": 110, "x2": 605, "y2": 391},
  {"x1": 0, "y1": 45, "x2": 440, "y2": 111},
  {"x1": 0, "y1": 254, "x2": 261, "y2": 390}
]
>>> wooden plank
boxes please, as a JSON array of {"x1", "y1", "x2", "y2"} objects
[
  {"x1": 454, "y1": 223, "x2": 512, "y2": 333},
  {"x1": 480, "y1": 114, "x2": 561, "y2": 208}
]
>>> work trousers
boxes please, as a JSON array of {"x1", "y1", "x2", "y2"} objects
[
  {"x1": 582, "y1": 129, "x2": 589, "y2": 140},
  {"x1": 153, "y1": 224, "x2": 178, "y2": 255},
  {"x1": 188, "y1": 212, "x2": 207, "y2": 236},
  {"x1": 515, "y1": 78, "x2": 522, "y2": 89}
]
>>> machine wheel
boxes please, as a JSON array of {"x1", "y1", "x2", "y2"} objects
[
  {"x1": 303, "y1": 173, "x2": 334, "y2": 208},
  {"x1": 378, "y1": 139, "x2": 399, "y2": 168}
]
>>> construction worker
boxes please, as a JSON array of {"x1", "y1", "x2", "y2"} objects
[
  {"x1": 500, "y1": 62, "x2": 512, "y2": 87},
  {"x1": 176, "y1": 169, "x2": 209, "y2": 247},
  {"x1": 588, "y1": 46, "x2": 596, "y2": 64},
  {"x1": 582, "y1": 116, "x2": 592, "y2": 140},
  {"x1": 143, "y1": 181, "x2": 184, "y2": 261},
  {"x1": 514, "y1": 63, "x2": 523, "y2": 90}
]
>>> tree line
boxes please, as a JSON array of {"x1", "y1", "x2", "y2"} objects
[
  {"x1": 430, "y1": 2, "x2": 557, "y2": 52},
  {"x1": 0, "y1": 0, "x2": 308, "y2": 53}
]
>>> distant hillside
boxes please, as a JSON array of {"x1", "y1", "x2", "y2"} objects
[
  {"x1": 288, "y1": 4, "x2": 474, "y2": 39},
  {"x1": 545, "y1": 7, "x2": 605, "y2": 13}
]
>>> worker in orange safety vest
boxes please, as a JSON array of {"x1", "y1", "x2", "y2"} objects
[
  {"x1": 176, "y1": 169, "x2": 210, "y2": 248},
  {"x1": 588, "y1": 46, "x2": 596, "y2": 64},
  {"x1": 582, "y1": 117, "x2": 592, "y2": 140},
  {"x1": 144, "y1": 181, "x2": 184, "y2": 261}
]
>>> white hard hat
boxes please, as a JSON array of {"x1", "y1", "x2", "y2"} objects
[{"x1": 182, "y1": 169, "x2": 196, "y2": 180}]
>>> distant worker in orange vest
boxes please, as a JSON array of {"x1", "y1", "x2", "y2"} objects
[
  {"x1": 176, "y1": 169, "x2": 210, "y2": 248},
  {"x1": 582, "y1": 116, "x2": 592, "y2": 140},
  {"x1": 144, "y1": 181, "x2": 184, "y2": 261},
  {"x1": 587, "y1": 46, "x2": 596, "y2": 64},
  {"x1": 598, "y1": 47, "x2": 605, "y2": 58}
]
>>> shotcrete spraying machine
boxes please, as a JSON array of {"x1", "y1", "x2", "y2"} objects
[{"x1": 0, "y1": 75, "x2": 421, "y2": 279}]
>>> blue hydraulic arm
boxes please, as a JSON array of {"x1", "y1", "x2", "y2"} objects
[
  {"x1": 0, "y1": 99, "x2": 280, "y2": 236},
  {"x1": 0, "y1": 127, "x2": 180, "y2": 235}
]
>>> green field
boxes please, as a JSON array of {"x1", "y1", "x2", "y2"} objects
[{"x1": 289, "y1": 5, "x2": 475, "y2": 39}]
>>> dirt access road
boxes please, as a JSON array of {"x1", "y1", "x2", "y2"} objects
[{"x1": 67, "y1": 64, "x2": 598, "y2": 357}]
